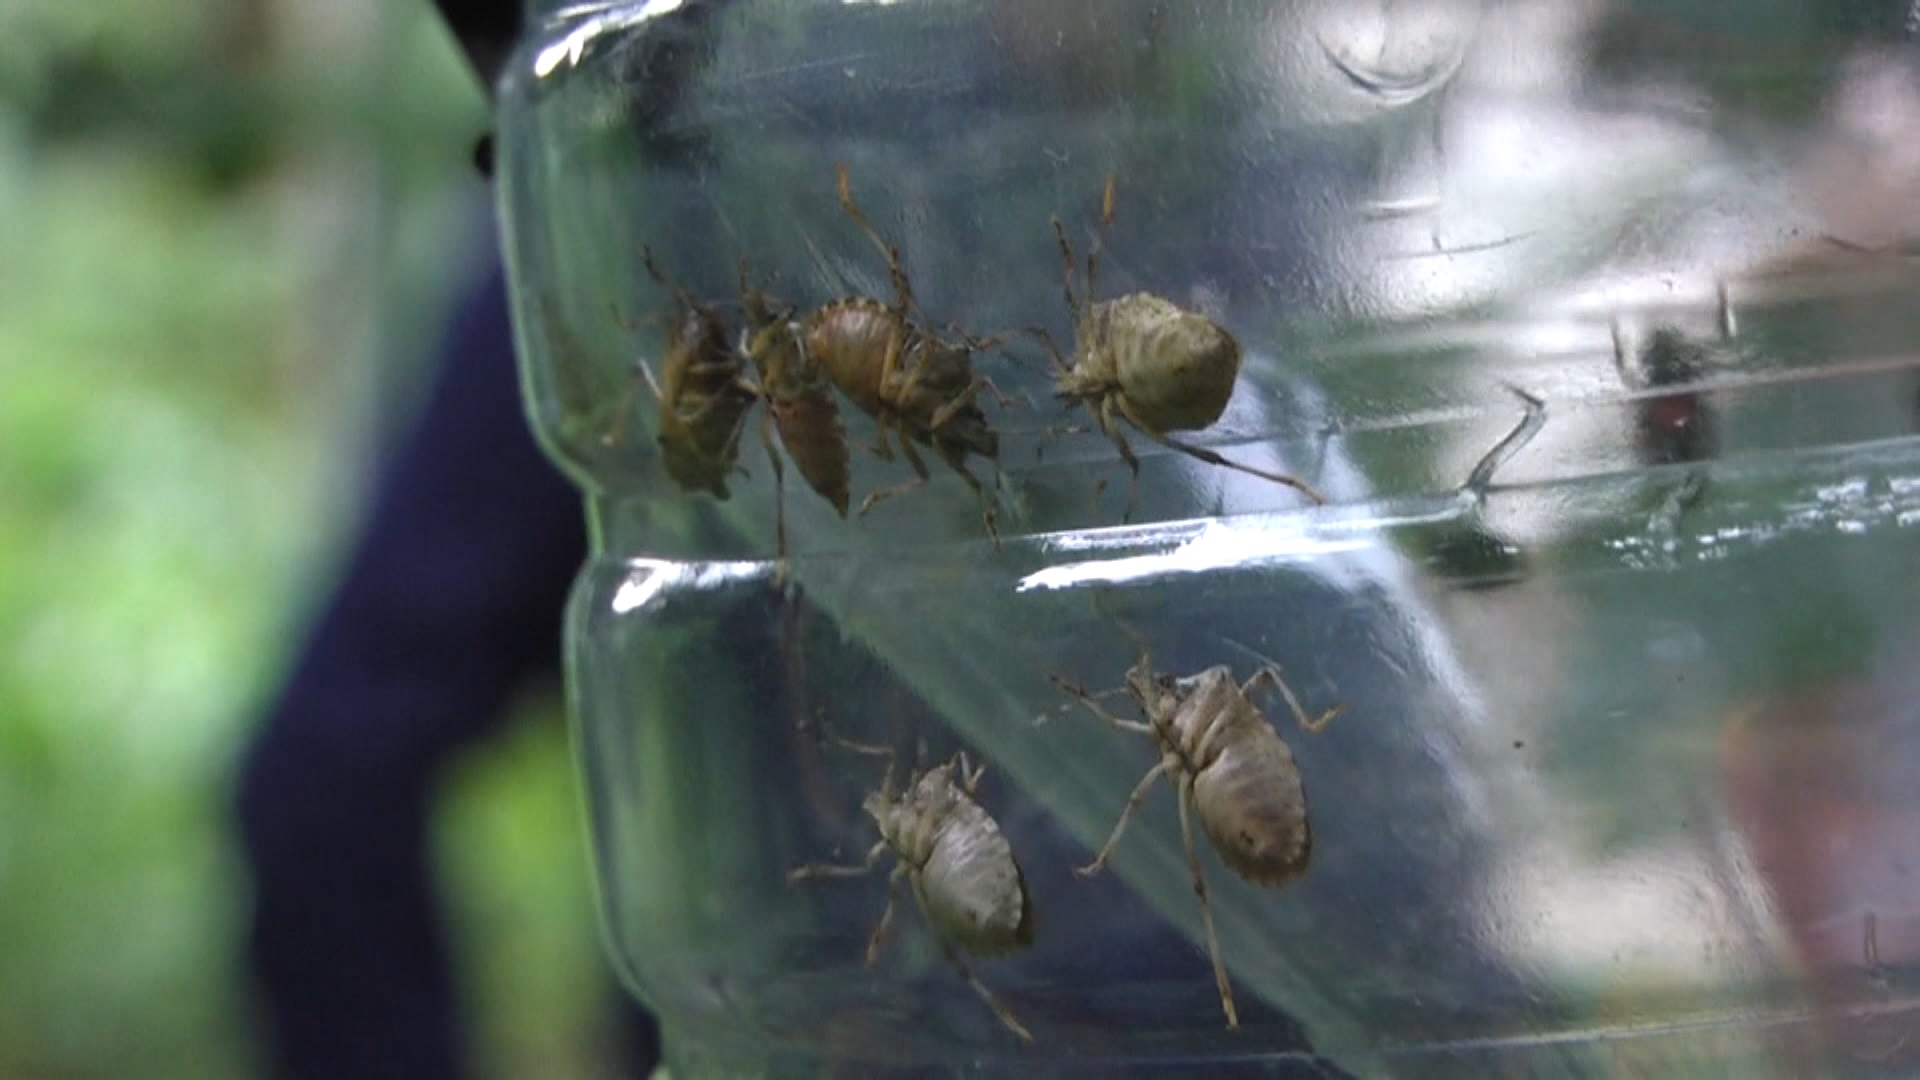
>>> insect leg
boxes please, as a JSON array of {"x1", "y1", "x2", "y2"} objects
[
  {"x1": 1021, "y1": 325, "x2": 1074, "y2": 378},
  {"x1": 1177, "y1": 774, "x2": 1239, "y2": 1030},
  {"x1": 721, "y1": 382, "x2": 757, "y2": 466},
  {"x1": 1050, "y1": 216, "x2": 1082, "y2": 328},
  {"x1": 926, "y1": 380, "x2": 987, "y2": 432},
  {"x1": 835, "y1": 163, "x2": 919, "y2": 323},
  {"x1": 1045, "y1": 673, "x2": 1154, "y2": 735},
  {"x1": 1087, "y1": 172, "x2": 1116, "y2": 303},
  {"x1": 664, "y1": 363, "x2": 755, "y2": 432},
  {"x1": 789, "y1": 838, "x2": 889, "y2": 882},
  {"x1": 1242, "y1": 667, "x2": 1343, "y2": 735},
  {"x1": 600, "y1": 360, "x2": 664, "y2": 447},
  {"x1": 825, "y1": 731, "x2": 896, "y2": 761},
  {"x1": 855, "y1": 443, "x2": 929, "y2": 518},
  {"x1": 737, "y1": 255, "x2": 756, "y2": 309},
  {"x1": 756, "y1": 405, "x2": 790, "y2": 565},
  {"x1": 1076, "y1": 756, "x2": 1172, "y2": 878},
  {"x1": 974, "y1": 376, "x2": 1030, "y2": 410},
  {"x1": 864, "y1": 862, "x2": 909, "y2": 967},
  {"x1": 865, "y1": 413, "x2": 897, "y2": 463},
  {"x1": 938, "y1": 328, "x2": 1035, "y2": 403},
  {"x1": 938, "y1": 937, "x2": 1034, "y2": 1043},
  {"x1": 1117, "y1": 399, "x2": 1329, "y2": 507},
  {"x1": 954, "y1": 750, "x2": 987, "y2": 795},
  {"x1": 634, "y1": 359, "x2": 668, "y2": 403},
  {"x1": 888, "y1": 342, "x2": 942, "y2": 417},
  {"x1": 931, "y1": 440, "x2": 1003, "y2": 550},
  {"x1": 1096, "y1": 399, "x2": 1145, "y2": 523},
  {"x1": 641, "y1": 244, "x2": 705, "y2": 315}
]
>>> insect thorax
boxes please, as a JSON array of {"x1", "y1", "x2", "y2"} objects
[
  {"x1": 805, "y1": 299, "x2": 897, "y2": 410},
  {"x1": 1161, "y1": 667, "x2": 1251, "y2": 768},
  {"x1": 871, "y1": 771, "x2": 962, "y2": 867}
]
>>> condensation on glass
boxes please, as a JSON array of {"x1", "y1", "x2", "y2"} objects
[{"x1": 494, "y1": 1, "x2": 1920, "y2": 1075}]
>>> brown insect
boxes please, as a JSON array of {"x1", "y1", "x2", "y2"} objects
[
  {"x1": 1048, "y1": 624, "x2": 1340, "y2": 1029},
  {"x1": 604, "y1": 247, "x2": 759, "y2": 499},
  {"x1": 737, "y1": 262, "x2": 851, "y2": 559},
  {"x1": 803, "y1": 164, "x2": 1021, "y2": 546},
  {"x1": 790, "y1": 739, "x2": 1036, "y2": 1042},
  {"x1": 1033, "y1": 175, "x2": 1327, "y2": 520}
]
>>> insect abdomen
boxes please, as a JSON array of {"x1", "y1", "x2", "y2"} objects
[
  {"x1": 919, "y1": 805, "x2": 1033, "y2": 955},
  {"x1": 805, "y1": 299, "x2": 897, "y2": 416},
  {"x1": 771, "y1": 390, "x2": 851, "y2": 516},
  {"x1": 1192, "y1": 730, "x2": 1311, "y2": 886},
  {"x1": 1101, "y1": 292, "x2": 1241, "y2": 433}
]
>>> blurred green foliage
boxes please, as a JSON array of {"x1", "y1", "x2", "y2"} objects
[{"x1": 0, "y1": 1, "x2": 619, "y2": 1076}]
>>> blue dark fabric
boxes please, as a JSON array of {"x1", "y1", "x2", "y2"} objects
[{"x1": 232, "y1": 256, "x2": 660, "y2": 1080}]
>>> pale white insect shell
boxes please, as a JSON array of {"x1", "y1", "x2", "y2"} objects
[
  {"x1": 1064, "y1": 292, "x2": 1243, "y2": 433},
  {"x1": 1127, "y1": 661, "x2": 1313, "y2": 886},
  {"x1": 864, "y1": 761, "x2": 1035, "y2": 956}
]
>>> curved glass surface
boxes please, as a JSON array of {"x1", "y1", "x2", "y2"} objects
[{"x1": 495, "y1": 2, "x2": 1920, "y2": 1074}]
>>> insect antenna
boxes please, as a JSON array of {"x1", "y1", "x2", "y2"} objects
[
  {"x1": 1090, "y1": 586, "x2": 1154, "y2": 673},
  {"x1": 1087, "y1": 171, "x2": 1116, "y2": 304}
]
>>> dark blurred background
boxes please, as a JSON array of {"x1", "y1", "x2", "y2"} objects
[{"x1": 0, "y1": 2, "x2": 628, "y2": 1076}]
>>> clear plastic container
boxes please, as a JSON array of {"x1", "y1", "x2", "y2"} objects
[{"x1": 494, "y1": 2, "x2": 1920, "y2": 1075}]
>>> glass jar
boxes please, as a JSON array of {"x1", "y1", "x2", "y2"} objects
[{"x1": 494, "y1": 1, "x2": 1920, "y2": 1074}]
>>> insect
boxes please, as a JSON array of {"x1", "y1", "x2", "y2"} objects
[
  {"x1": 803, "y1": 164, "x2": 1020, "y2": 546},
  {"x1": 604, "y1": 247, "x2": 760, "y2": 499},
  {"x1": 1621, "y1": 325, "x2": 1716, "y2": 468},
  {"x1": 1032, "y1": 175, "x2": 1327, "y2": 520},
  {"x1": 1047, "y1": 620, "x2": 1341, "y2": 1029},
  {"x1": 737, "y1": 261, "x2": 851, "y2": 559},
  {"x1": 1610, "y1": 322, "x2": 1716, "y2": 527},
  {"x1": 789, "y1": 739, "x2": 1036, "y2": 1043}
]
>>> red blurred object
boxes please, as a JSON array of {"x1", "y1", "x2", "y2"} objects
[
  {"x1": 1632, "y1": 328, "x2": 1717, "y2": 468},
  {"x1": 1720, "y1": 675, "x2": 1920, "y2": 1068}
]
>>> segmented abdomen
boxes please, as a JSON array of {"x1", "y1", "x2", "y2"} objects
[
  {"x1": 1093, "y1": 292, "x2": 1240, "y2": 433},
  {"x1": 770, "y1": 389, "x2": 850, "y2": 516},
  {"x1": 805, "y1": 299, "x2": 898, "y2": 417},
  {"x1": 919, "y1": 801, "x2": 1033, "y2": 956},
  {"x1": 1190, "y1": 729, "x2": 1310, "y2": 886}
]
